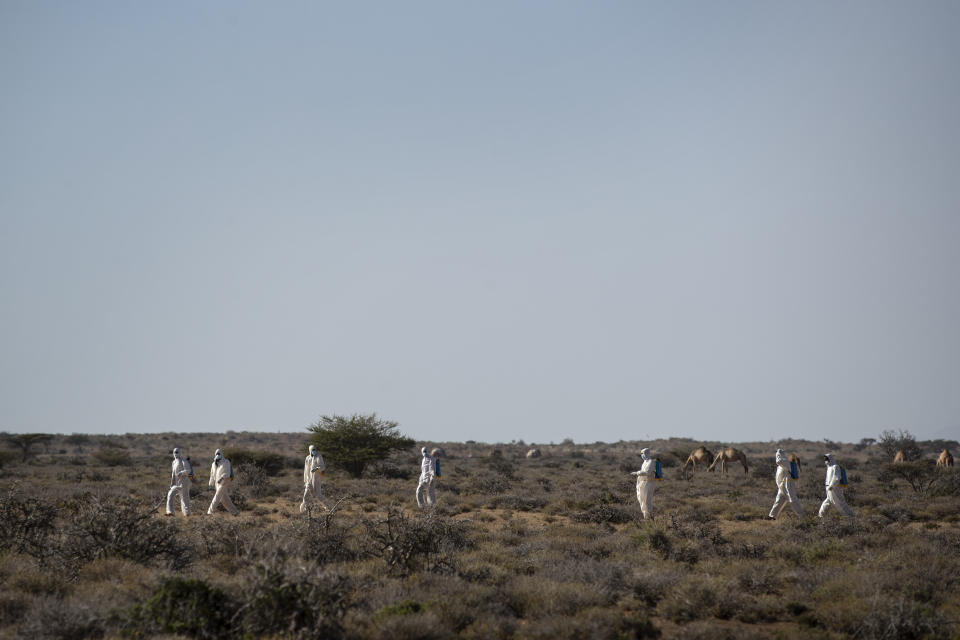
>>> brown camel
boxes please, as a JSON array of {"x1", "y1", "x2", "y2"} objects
[
  {"x1": 708, "y1": 447, "x2": 749, "y2": 474},
  {"x1": 682, "y1": 446, "x2": 714, "y2": 478},
  {"x1": 937, "y1": 449, "x2": 954, "y2": 468},
  {"x1": 893, "y1": 450, "x2": 906, "y2": 464}
]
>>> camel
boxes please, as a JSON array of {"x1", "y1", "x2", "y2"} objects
[
  {"x1": 682, "y1": 446, "x2": 714, "y2": 478},
  {"x1": 893, "y1": 450, "x2": 906, "y2": 464},
  {"x1": 937, "y1": 449, "x2": 954, "y2": 468},
  {"x1": 708, "y1": 447, "x2": 749, "y2": 474}
]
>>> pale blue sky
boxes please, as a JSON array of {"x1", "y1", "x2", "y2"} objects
[{"x1": 2, "y1": 1, "x2": 958, "y2": 443}]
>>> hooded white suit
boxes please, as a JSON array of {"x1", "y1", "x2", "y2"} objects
[
  {"x1": 166, "y1": 448, "x2": 192, "y2": 516},
  {"x1": 768, "y1": 449, "x2": 803, "y2": 519},
  {"x1": 818, "y1": 453, "x2": 854, "y2": 517},
  {"x1": 300, "y1": 445, "x2": 332, "y2": 513},
  {"x1": 207, "y1": 449, "x2": 238, "y2": 515},
  {"x1": 631, "y1": 448, "x2": 656, "y2": 520},
  {"x1": 416, "y1": 447, "x2": 437, "y2": 508}
]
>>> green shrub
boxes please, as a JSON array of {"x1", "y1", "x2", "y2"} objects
[
  {"x1": 223, "y1": 449, "x2": 286, "y2": 476},
  {"x1": 125, "y1": 577, "x2": 235, "y2": 639},
  {"x1": 307, "y1": 413, "x2": 415, "y2": 478},
  {"x1": 92, "y1": 448, "x2": 133, "y2": 467},
  {"x1": 237, "y1": 560, "x2": 355, "y2": 639}
]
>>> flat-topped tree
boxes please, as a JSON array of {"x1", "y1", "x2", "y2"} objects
[
  {"x1": 3, "y1": 434, "x2": 54, "y2": 461},
  {"x1": 307, "y1": 414, "x2": 415, "y2": 478}
]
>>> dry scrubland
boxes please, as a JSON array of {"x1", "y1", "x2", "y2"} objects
[{"x1": 1, "y1": 432, "x2": 959, "y2": 639}]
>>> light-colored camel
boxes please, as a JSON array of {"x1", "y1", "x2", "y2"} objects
[
  {"x1": 893, "y1": 450, "x2": 906, "y2": 464},
  {"x1": 937, "y1": 449, "x2": 954, "y2": 468},
  {"x1": 682, "y1": 446, "x2": 714, "y2": 478},
  {"x1": 708, "y1": 447, "x2": 749, "y2": 474}
]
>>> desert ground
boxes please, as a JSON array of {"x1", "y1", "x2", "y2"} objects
[{"x1": 1, "y1": 431, "x2": 958, "y2": 639}]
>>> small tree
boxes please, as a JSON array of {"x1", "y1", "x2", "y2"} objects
[
  {"x1": 307, "y1": 414, "x2": 414, "y2": 478},
  {"x1": 2, "y1": 434, "x2": 54, "y2": 461},
  {"x1": 878, "y1": 429, "x2": 922, "y2": 461}
]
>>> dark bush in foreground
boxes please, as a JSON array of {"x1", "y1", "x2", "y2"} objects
[
  {"x1": 238, "y1": 560, "x2": 356, "y2": 639},
  {"x1": 125, "y1": 578, "x2": 234, "y2": 640},
  {"x1": 17, "y1": 596, "x2": 104, "y2": 640}
]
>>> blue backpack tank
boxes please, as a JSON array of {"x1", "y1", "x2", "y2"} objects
[
  {"x1": 789, "y1": 460, "x2": 799, "y2": 480},
  {"x1": 654, "y1": 459, "x2": 663, "y2": 480}
]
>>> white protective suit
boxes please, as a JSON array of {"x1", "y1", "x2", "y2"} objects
[
  {"x1": 818, "y1": 453, "x2": 854, "y2": 517},
  {"x1": 207, "y1": 449, "x2": 239, "y2": 515},
  {"x1": 416, "y1": 447, "x2": 437, "y2": 508},
  {"x1": 300, "y1": 445, "x2": 332, "y2": 513},
  {"x1": 768, "y1": 449, "x2": 803, "y2": 519},
  {"x1": 165, "y1": 448, "x2": 193, "y2": 516},
  {"x1": 631, "y1": 448, "x2": 656, "y2": 520}
]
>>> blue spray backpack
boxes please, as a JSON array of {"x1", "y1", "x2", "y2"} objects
[
  {"x1": 789, "y1": 460, "x2": 799, "y2": 480},
  {"x1": 654, "y1": 459, "x2": 663, "y2": 480},
  {"x1": 434, "y1": 459, "x2": 441, "y2": 478},
  {"x1": 838, "y1": 466, "x2": 848, "y2": 487}
]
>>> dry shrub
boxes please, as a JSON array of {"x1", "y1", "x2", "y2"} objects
[
  {"x1": 370, "y1": 610, "x2": 448, "y2": 640},
  {"x1": 513, "y1": 607, "x2": 660, "y2": 639},
  {"x1": 505, "y1": 575, "x2": 607, "y2": 617},
  {"x1": 237, "y1": 558, "x2": 356, "y2": 639},
  {"x1": 361, "y1": 507, "x2": 472, "y2": 575},
  {"x1": 58, "y1": 494, "x2": 192, "y2": 573},
  {"x1": 488, "y1": 495, "x2": 547, "y2": 511},
  {"x1": 125, "y1": 577, "x2": 234, "y2": 640},
  {"x1": 659, "y1": 578, "x2": 737, "y2": 623},
  {"x1": 291, "y1": 509, "x2": 358, "y2": 563},
  {"x1": 632, "y1": 568, "x2": 682, "y2": 607},
  {"x1": 91, "y1": 448, "x2": 133, "y2": 467},
  {"x1": 0, "y1": 486, "x2": 57, "y2": 566},
  {"x1": 15, "y1": 596, "x2": 104, "y2": 640},
  {"x1": 571, "y1": 504, "x2": 632, "y2": 524},
  {"x1": 854, "y1": 596, "x2": 947, "y2": 640},
  {"x1": 537, "y1": 558, "x2": 628, "y2": 605}
]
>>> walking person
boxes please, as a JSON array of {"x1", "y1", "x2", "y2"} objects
[
  {"x1": 768, "y1": 448, "x2": 803, "y2": 519},
  {"x1": 165, "y1": 447, "x2": 193, "y2": 517},
  {"x1": 207, "y1": 449, "x2": 239, "y2": 515},
  {"x1": 818, "y1": 453, "x2": 854, "y2": 518}
]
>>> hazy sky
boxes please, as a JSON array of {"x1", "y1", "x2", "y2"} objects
[{"x1": 2, "y1": 2, "x2": 959, "y2": 444}]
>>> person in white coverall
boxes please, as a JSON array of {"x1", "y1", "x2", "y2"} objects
[
  {"x1": 768, "y1": 448, "x2": 803, "y2": 519},
  {"x1": 300, "y1": 445, "x2": 332, "y2": 513},
  {"x1": 416, "y1": 447, "x2": 437, "y2": 508},
  {"x1": 207, "y1": 449, "x2": 238, "y2": 515},
  {"x1": 165, "y1": 447, "x2": 193, "y2": 516},
  {"x1": 630, "y1": 448, "x2": 656, "y2": 520},
  {"x1": 818, "y1": 453, "x2": 854, "y2": 518}
]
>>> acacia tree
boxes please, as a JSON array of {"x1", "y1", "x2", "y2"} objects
[
  {"x1": 307, "y1": 414, "x2": 414, "y2": 478},
  {"x1": 878, "y1": 429, "x2": 922, "y2": 461}
]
